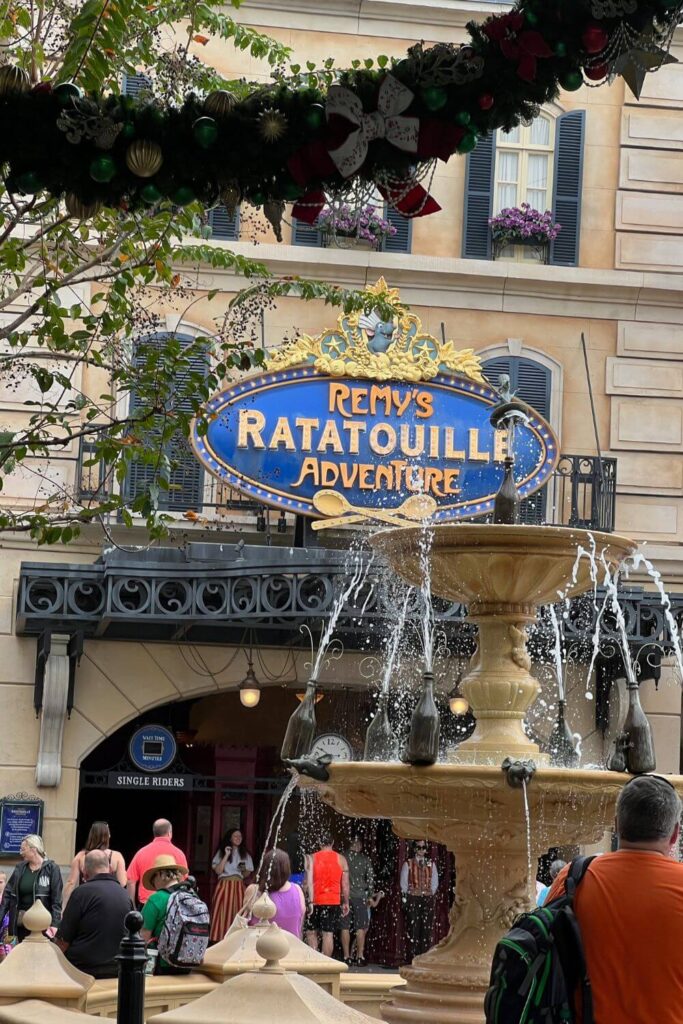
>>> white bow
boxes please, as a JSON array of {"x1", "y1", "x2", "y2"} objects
[{"x1": 326, "y1": 76, "x2": 419, "y2": 178}]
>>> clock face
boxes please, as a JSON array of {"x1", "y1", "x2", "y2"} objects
[{"x1": 310, "y1": 733, "x2": 354, "y2": 762}]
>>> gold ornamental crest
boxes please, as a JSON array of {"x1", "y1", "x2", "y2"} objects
[{"x1": 266, "y1": 279, "x2": 484, "y2": 384}]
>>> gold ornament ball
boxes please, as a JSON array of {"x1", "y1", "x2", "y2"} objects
[
  {"x1": 204, "y1": 90, "x2": 236, "y2": 117},
  {"x1": 0, "y1": 65, "x2": 30, "y2": 96},
  {"x1": 125, "y1": 139, "x2": 163, "y2": 178},
  {"x1": 258, "y1": 108, "x2": 287, "y2": 143},
  {"x1": 65, "y1": 193, "x2": 103, "y2": 220}
]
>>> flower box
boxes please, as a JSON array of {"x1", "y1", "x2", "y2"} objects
[
  {"x1": 317, "y1": 203, "x2": 397, "y2": 250},
  {"x1": 489, "y1": 204, "x2": 560, "y2": 264}
]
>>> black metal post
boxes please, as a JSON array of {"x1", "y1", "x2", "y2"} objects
[{"x1": 117, "y1": 910, "x2": 147, "y2": 1024}]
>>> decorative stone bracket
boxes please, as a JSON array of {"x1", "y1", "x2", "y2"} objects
[{"x1": 34, "y1": 632, "x2": 82, "y2": 788}]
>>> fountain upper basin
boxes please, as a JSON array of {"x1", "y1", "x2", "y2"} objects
[{"x1": 371, "y1": 524, "x2": 637, "y2": 608}]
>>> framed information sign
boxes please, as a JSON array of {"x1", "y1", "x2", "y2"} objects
[{"x1": 0, "y1": 794, "x2": 44, "y2": 855}]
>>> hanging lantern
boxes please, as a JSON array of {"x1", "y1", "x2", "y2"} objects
[
  {"x1": 125, "y1": 139, "x2": 163, "y2": 178},
  {"x1": 239, "y1": 662, "x2": 261, "y2": 708},
  {"x1": 0, "y1": 65, "x2": 30, "y2": 96},
  {"x1": 204, "y1": 90, "x2": 236, "y2": 117},
  {"x1": 65, "y1": 193, "x2": 103, "y2": 220}
]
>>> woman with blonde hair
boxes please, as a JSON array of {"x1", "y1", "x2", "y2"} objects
[
  {"x1": 63, "y1": 821, "x2": 126, "y2": 906},
  {"x1": 0, "y1": 834, "x2": 62, "y2": 941}
]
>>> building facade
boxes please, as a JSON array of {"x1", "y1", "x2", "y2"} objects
[{"x1": 1, "y1": 0, "x2": 682, "y2": 904}]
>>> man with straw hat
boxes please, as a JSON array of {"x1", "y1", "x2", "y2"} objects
[{"x1": 140, "y1": 854, "x2": 188, "y2": 975}]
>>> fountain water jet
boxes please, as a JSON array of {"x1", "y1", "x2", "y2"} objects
[{"x1": 298, "y1": 523, "x2": 666, "y2": 1024}]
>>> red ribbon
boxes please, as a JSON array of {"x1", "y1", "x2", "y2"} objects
[
  {"x1": 483, "y1": 11, "x2": 553, "y2": 83},
  {"x1": 378, "y1": 182, "x2": 440, "y2": 218},
  {"x1": 291, "y1": 189, "x2": 326, "y2": 224}
]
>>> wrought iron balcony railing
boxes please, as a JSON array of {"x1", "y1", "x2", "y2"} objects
[{"x1": 76, "y1": 435, "x2": 616, "y2": 535}]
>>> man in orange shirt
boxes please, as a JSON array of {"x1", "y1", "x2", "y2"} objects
[
  {"x1": 305, "y1": 833, "x2": 349, "y2": 957},
  {"x1": 546, "y1": 774, "x2": 683, "y2": 1024},
  {"x1": 126, "y1": 819, "x2": 188, "y2": 906}
]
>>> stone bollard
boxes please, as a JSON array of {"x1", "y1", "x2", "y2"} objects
[
  {"x1": 198, "y1": 893, "x2": 347, "y2": 998},
  {"x1": 116, "y1": 911, "x2": 147, "y2": 1024},
  {"x1": 147, "y1": 924, "x2": 375, "y2": 1024},
  {"x1": 0, "y1": 901, "x2": 92, "y2": 1009}
]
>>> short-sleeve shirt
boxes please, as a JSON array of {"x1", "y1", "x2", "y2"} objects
[
  {"x1": 142, "y1": 888, "x2": 173, "y2": 970},
  {"x1": 211, "y1": 848, "x2": 254, "y2": 879},
  {"x1": 546, "y1": 851, "x2": 683, "y2": 1023},
  {"x1": 57, "y1": 874, "x2": 133, "y2": 978},
  {"x1": 346, "y1": 852, "x2": 374, "y2": 900},
  {"x1": 127, "y1": 838, "x2": 188, "y2": 904}
]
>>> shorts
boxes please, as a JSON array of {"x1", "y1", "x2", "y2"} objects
[
  {"x1": 308, "y1": 904, "x2": 341, "y2": 933},
  {"x1": 340, "y1": 897, "x2": 370, "y2": 931}
]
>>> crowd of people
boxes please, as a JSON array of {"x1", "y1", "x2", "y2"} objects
[
  {"x1": 1, "y1": 781, "x2": 681, "y2": 1024},
  {"x1": 0, "y1": 818, "x2": 441, "y2": 975}
]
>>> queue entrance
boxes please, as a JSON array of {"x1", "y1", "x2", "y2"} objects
[{"x1": 77, "y1": 696, "x2": 288, "y2": 905}]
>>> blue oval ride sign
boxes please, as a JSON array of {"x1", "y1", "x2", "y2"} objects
[{"x1": 192, "y1": 367, "x2": 558, "y2": 522}]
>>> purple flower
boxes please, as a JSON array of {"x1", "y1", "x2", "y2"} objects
[
  {"x1": 316, "y1": 204, "x2": 398, "y2": 240},
  {"x1": 489, "y1": 203, "x2": 561, "y2": 243}
]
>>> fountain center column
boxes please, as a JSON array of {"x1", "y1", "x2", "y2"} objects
[{"x1": 450, "y1": 604, "x2": 540, "y2": 765}]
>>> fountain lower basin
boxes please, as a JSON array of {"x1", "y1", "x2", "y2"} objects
[
  {"x1": 300, "y1": 524, "x2": 665, "y2": 1023},
  {"x1": 302, "y1": 763, "x2": 683, "y2": 1024}
]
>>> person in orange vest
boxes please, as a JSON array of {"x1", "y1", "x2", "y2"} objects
[
  {"x1": 304, "y1": 832, "x2": 349, "y2": 958},
  {"x1": 400, "y1": 840, "x2": 438, "y2": 958}
]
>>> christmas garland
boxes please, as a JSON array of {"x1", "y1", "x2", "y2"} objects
[{"x1": 0, "y1": 0, "x2": 680, "y2": 222}]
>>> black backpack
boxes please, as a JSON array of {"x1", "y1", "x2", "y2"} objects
[{"x1": 484, "y1": 856, "x2": 595, "y2": 1024}]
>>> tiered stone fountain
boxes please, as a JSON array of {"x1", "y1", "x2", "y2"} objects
[{"x1": 301, "y1": 523, "x2": 678, "y2": 1024}]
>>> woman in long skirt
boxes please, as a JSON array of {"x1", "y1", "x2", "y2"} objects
[{"x1": 210, "y1": 828, "x2": 254, "y2": 941}]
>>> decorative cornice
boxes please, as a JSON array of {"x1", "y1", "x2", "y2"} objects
[
  {"x1": 237, "y1": 0, "x2": 512, "y2": 40},
  {"x1": 192, "y1": 240, "x2": 683, "y2": 324}
]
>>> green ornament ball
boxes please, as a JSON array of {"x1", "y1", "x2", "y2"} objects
[
  {"x1": 172, "y1": 185, "x2": 195, "y2": 206},
  {"x1": 120, "y1": 122, "x2": 136, "y2": 141},
  {"x1": 560, "y1": 70, "x2": 584, "y2": 92},
  {"x1": 53, "y1": 82, "x2": 83, "y2": 106},
  {"x1": 454, "y1": 111, "x2": 471, "y2": 127},
  {"x1": 250, "y1": 191, "x2": 265, "y2": 206},
  {"x1": 554, "y1": 42, "x2": 568, "y2": 57},
  {"x1": 282, "y1": 180, "x2": 303, "y2": 200},
  {"x1": 524, "y1": 9, "x2": 539, "y2": 26},
  {"x1": 89, "y1": 155, "x2": 117, "y2": 183},
  {"x1": 192, "y1": 116, "x2": 218, "y2": 149},
  {"x1": 16, "y1": 170, "x2": 42, "y2": 194},
  {"x1": 457, "y1": 132, "x2": 478, "y2": 154},
  {"x1": 304, "y1": 104, "x2": 325, "y2": 130},
  {"x1": 421, "y1": 86, "x2": 448, "y2": 112},
  {"x1": 140, "y1": 183, "x2": 162, "y2": 204}
]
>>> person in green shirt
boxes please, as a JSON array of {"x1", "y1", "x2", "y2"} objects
[
  {"x1": 140, "y1": 854, "x2": 187, "y2": 975},
  {"x1": 340, "y1": 837, "x2": 384, "y2": 966}
]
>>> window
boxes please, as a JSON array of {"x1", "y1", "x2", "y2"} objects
[
  {"x1": 208, "y1": 205, "x2": 239, "y2": 241},
  {"x1": 483, "y1": 354, "x2": 552, "y2": 524},
  {"x1": 292, "y1": 204, "x2": 412, "y2": 253},
  {"x1": 463, "y1": 109, "x2": 585, "y2": 267},
  {"x1": 122, "y1": 73, "x2": 152, "y2": 98},
  {"x1": 125, "y1": 334, "x2": 207, "y2": 513}
]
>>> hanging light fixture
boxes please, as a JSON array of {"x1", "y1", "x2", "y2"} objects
[
  {"x1": 239, "y1": 632, "x2": 261, "y2": 707},
  {"x1": 448, "y1": 657, "x2": 470, "y2": 716},
  {"x1": 449, "y1": 690, "x2": 470, "y2": 716}
]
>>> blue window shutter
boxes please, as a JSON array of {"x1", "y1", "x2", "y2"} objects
[
  {"x1": 292, "y1": 218, "x2": 323, "y2": 247},
  {"x1": 463, "y1": 132, "x2": 496, "y2": 259},
  {"x1": 122, "y1": 73, "x2": 152, "y2": 98},
  {"x1": 382, "y1": 204, "x2": 412, "y2": 253},
  {"x1": 126, "y1": 334, "x2": 207, "y2": 512},
  {"x1": 483, "y1": 355, "x2": 552, "y2": 524},
  {"x1": 208, "y1": 205, "x2": 239, "y2": 241},
  {"x1": 550, "y1": 110, "x2": 585, "y2": 268},
  {"x1": 514, "y1": 358, "x2": 552, "y2": 419},
  {"x1": 482, "y1": 356, "x2": 511, "y2": 395}
]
